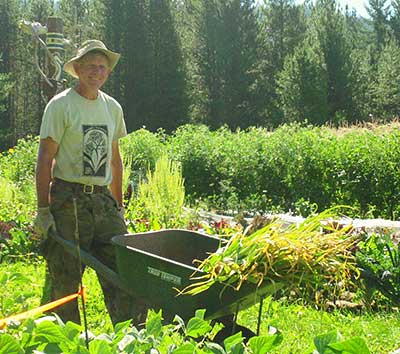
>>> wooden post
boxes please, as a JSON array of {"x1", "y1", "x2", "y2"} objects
[{"x1": 42, "y1": 16, "x2": 64, "y2": 101}]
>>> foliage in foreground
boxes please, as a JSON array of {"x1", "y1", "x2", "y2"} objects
[
  {"x1": 0, "y1": 308, "x2": 372, "y2": 354},
  {"x1": 357, "y1": 230, "x2": 400, "y2": 307}
]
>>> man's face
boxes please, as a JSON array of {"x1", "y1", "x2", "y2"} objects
[{"x1": 75, "y1": 52, "x2": 111, "y2": 91}]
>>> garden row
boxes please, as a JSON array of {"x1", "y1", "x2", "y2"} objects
[
  {"x1": 121, "y1": 123, "x2": 400, "y2": 219},
  {"x1": 1, "y1": 122, "x2": 400, "y2": 224}
]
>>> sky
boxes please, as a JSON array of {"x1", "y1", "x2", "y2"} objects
[
  {"x1": 291, "y1": 0, "x2": 370, "y2": 18},
  {"x1": 337, "y1": 0, "x2": 369, "y2": 17}
]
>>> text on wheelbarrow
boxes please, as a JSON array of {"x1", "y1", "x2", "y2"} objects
[{"x1": 147, "y1": 266, "x2": 182, "y2": 286}]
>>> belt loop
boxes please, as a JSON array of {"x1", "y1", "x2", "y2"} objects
[{"x1": 83, "y1": 184, "x2": 94, "y2": 194}]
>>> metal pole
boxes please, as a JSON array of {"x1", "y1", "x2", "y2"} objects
[{"x1": 72, "y1": 198, "x2": 89, "y2": 349}]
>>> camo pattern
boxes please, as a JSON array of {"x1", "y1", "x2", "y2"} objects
[{"x1": 41, "y1": 179, "x2": 148, "y2": 326}]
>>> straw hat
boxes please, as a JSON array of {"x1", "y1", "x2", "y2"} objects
[{"x1": 63, "y1": 40, "x2": 120, "y2": 78}]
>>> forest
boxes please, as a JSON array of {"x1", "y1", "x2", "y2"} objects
[{"x1": 0, "y1": 0, "x2": 399, "y2": 150}]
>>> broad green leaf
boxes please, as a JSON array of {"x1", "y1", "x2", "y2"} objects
[
  {"x1": 146, "y1": 310, "x2": 163, "y2": 337},
  {"x1": 35, "y1": 321, "x2": 67, "y2": 343},
  {"x1": 204, "y1": 342, "x2": 226, "y2": 354},
  {"x1": 40, "y1": 342, "x2": 63, "y2": 354},
  {"x1": 63, "y1": 321, "x2": 82, "y2": 341},
  {"x1": 248, "y1": 334, "x2": 282, "y2": 353},
  {"x1": 186, "y1": 317, "x2": 212, "y2": 338},
  {"x1": 114, "y1": 319, "x2": 132, "y2": 334},
  {"x1": 194, "y1": 309, "x2": 207, "y2": 320},
  {"x1": 0, "y1": 334, "x2": 23, "y2": 354},
  {"x1": 223, "y1": 332, "x2": 244, "y2": 354},
  {"x1": 89, "y1": 339, "x2": 112, "y2": 354},
  {"x1": 117, "y1": 334, "x2": 135, "y2": 351},
  {"x1": 328, "y1": 337, "x2": 371, "y2": 354},
  {"x1": 172, "y1": 343, "x2": 197, "y2": 353},
  {"x1": 314, "y1": 330, "x2": 342, "y2": 354}
]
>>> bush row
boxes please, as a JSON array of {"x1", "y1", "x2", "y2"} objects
[
  {"x1": 121, "y1": 124, "x2": 400, "y2": 219},
  {"x1": 1, "y1": 123, "x2": 400, "y2": 220}
]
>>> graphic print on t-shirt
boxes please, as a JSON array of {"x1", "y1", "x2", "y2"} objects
[{"x1": 83, "y1": 125, "x2": 108, "y2": 177}]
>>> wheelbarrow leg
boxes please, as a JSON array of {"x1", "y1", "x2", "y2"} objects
[
  {"x1": 213, "y1": 309, "x2": 256, "y2": 344},
  {"x1": 257, "y1": 295, "x2": 265, "y2": 336}
]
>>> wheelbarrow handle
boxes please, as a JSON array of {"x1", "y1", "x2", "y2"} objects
[{"x1": 48, "y1": 229, "x2": 135, "y2": 296}]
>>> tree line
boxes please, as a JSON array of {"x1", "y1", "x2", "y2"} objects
[{"x1": 1, "y1": 0, "x2": 400, "y2": 150}]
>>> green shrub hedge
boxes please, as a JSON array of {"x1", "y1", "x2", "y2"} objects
[
  {"x1": 1, "y1": 124, "x2": 400, "y2": 219},
  {"x1": 138, "y1": 123, "x2": 400, "y2": 219}
]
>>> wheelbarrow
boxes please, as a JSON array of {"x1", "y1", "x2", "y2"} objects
[{"x1": 50, "y1": 229, "x2": 283, "y2": 338}]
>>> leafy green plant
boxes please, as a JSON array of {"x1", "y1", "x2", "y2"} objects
[
  {"x1": 181, "y1": 209, "x2": 359, "y2": 303},
  {"x1": 313, "y1": 330, "x2": 371, "y2": 354},
  {"x1": 127, "y1": 154, "x2": 186, "y2": 229},
  {"x1": 0, "y1": 271, "x2": 34, "y2": 318},
  {"x1": 0, "y1": 309, "x2": 283, "y2": 353},
  {"x1": 356, "y1": 230, "x2": 400, "y2": 307},
  {"x1": 2, "y1": 260, "x2": 396, "y2": 353}
]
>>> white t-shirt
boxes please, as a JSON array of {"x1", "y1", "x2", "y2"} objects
[{"x1": 40, "y1": 88, "x2": 127, "y2": 186}]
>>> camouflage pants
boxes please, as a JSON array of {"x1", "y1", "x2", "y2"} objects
[{"x1": 42, "y1": 179, "x2": 148, "y2": 326}]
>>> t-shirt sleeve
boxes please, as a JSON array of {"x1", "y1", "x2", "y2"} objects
[
  {"x1": 39, "y1": 99, "x2": 65, "y2": 144},
  {"x1": 113, "y1": 104, "x2": 127, "y2": 141}
]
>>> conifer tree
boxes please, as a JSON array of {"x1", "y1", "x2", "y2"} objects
[
  {"x1": 373, "y1": 39, "x2": 400, "y2": 118},
  {"x1": 367, "y1": 0, "x2": 390, "y2": 53},
  {"x1": 147, "y1": 0, "x2": 188, "y2": 132},
  {"x1": 277, "y1": 36, "x2": 329, "y2": 124},
  {"x1": 0, "y1": 0, "x2": 19, "y2": 148},
  {"x1": 256, "y1": 0, "x2": 307, "y2": 126},
  {"x1": 308, "y1": 0, "x2": 353, "y2": 122}
]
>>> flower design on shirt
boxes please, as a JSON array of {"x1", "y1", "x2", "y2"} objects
[{"x1": 83, "y1": 125, "x2": 108, "y2": 177}]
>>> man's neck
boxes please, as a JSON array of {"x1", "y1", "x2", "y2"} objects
[{"x1": 74, "y1": 84, "x2": 99, "y2": 100}]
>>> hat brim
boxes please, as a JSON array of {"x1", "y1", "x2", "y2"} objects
[{"x1": 63, "y1": 48, "x2": 120, "y2": 79}]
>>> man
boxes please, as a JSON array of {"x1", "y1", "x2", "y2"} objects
[{"x1": 35, "y1": 40, "x2": 146, "y2": 326}]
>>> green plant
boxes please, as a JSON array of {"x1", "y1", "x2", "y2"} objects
[
  {"x1": 356, "y1": 230, "x2": 400, "y2": 307},
  {"x1": 131, "y1": 154, "x2": 186, "y2": 228},
  {"x1": 0, "y1": 271, "x2": 36, "y2": 318},
  {"x1": 313, "y1": 330, "x2": 371, "y2": 354},
  {"x1": 0, "y1": 309, "x2": 284, "y2": 353},
  {"x1": 2, "y1": 260, "x2": 398, "y2": 352},
  {"x1": 181, "y1": 208, "x2": 359, "y2": 303}
]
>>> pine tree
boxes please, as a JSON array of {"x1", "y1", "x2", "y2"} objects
[
  {"x1": 390, "y1": 0, "x2": 400, "y2": 45},
  {"x1": 308, "y1": 0, "x2": 353, "y2": 122},
  {"x1": 373, "y1": 39, "x2": 400, "y2": 118},
  {"x1": 181, "y1": 0, "x2": 260, "y2": 129},
  {"x1": 367, "y1": 0, "x2": 390, "y2": 53},
  {"x1": 0, "y1": 0, "x2": 19, "y2": 148},
  {"x1": 277, "y1": 35, "x2": 329, "y2": 124},
  {"x1": 256, "y1": 0, "x2": 307, "y2": 126},
  {"x1": 348, "y1": 46, "x2": 375, "y2": 120},
  {"x1": 146, "y1": 0, "x2": 188, "y2": 132}
]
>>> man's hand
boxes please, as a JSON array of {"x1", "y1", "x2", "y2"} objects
[{"x1": 34, "y1": 207, "x2": 56, "y2": 239}]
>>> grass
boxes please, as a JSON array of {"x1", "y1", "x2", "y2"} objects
[
  {"x1": 239, "y1": 299, "x2": 400, "y2": 353},
  {"x1": 1, "y1": 259, "x2": 400, "y2": 353}
]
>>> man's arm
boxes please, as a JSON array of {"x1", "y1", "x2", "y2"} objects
[
  {"x1": 110, "y1": 140, "x2": 124, "y2": 208},
  {"x1": 36, "y1": 137, "x2": 59, "y2": 207}
]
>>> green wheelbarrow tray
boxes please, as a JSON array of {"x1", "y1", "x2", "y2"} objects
[{"x1": 111, "y1": 229, "x2": 283, "y2": 322}]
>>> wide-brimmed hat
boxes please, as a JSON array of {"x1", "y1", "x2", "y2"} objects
[{"x1": 63, "y1": 39, "x2": 120, "y2": 78}]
